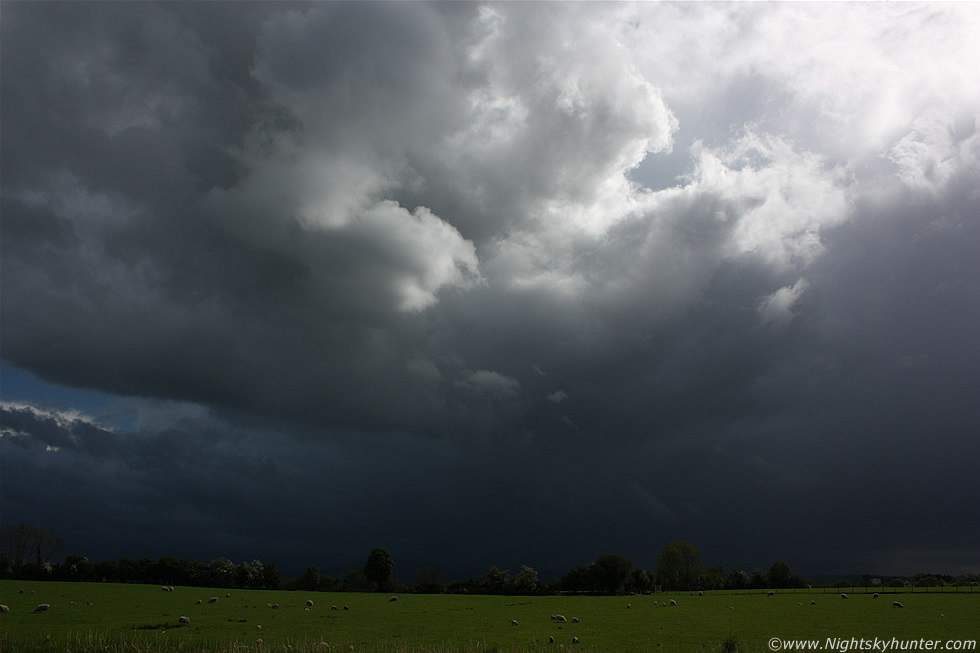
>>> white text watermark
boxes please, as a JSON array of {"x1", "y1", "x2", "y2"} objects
[{"x1": 768, "y1": 637, "x2": 977, "y2": 652}]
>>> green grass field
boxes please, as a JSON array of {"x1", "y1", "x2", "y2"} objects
[{"x1": 1, "y1": 581, "x2": 977, "y2": 652}]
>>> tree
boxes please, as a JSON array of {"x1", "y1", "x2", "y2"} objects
[
  {"x1": 513, "y1": 565, "x2": 541, "y2": 595},
  {"x1": 302, "y1": 565, "x2": 321, "y2": 591},
  {"x1": 768, "y1": 560, "x2": 793, "y2": 589},
  {"x1": 591, "y1": 554, "x2": 633, "y2": 594},
  {"x1": 625, "y1": 568, "x2": 654, "y2": 594},
  {"x1": 701, "y1": 565, "x2": 726, "y2": 591},
  {"x1": 363, "y1": 547, "x2": 395, "y2": 590},
  {"x1": 726, "y1": 568, "x2": 749, "y2": 590},
  {"x1": 656, "y1": 541, "x2": 702, "y2": 591}
]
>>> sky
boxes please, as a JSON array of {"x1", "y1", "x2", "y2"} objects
[{"x1": 2, "y1": 1, "x2": 979, "y2": 583}]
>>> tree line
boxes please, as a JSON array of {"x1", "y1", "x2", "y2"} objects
[{"x1": 2, "y1": 523, "x2": 976, "y2": 594}]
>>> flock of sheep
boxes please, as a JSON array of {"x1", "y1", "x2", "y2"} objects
[{"x1": 1, "y1": 587, "x2": 917, "y2": 648}]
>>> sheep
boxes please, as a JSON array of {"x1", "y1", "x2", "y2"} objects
[
  {"x1": 873, "y1": 593, "x2": 879, "y2": 599},
  {"x1": 178, "y1": 616, "x2": 190, "y2": 625},
  {"x1": 389, "y1": 596, "x2": 398, "y2": 602},
  {"x1": 0, "y1": 604, "x2": 8, "y2": 613},
  {"x1": 698, "y1": 591, "x2": 704, "y2": 596},
  {"x1": 893, "y1": 601, "x2": 904, "y2": 608},
  {"x1": 305, "y1": 607, "x2": 310, "y2": 612},
  {"x1": 555, "y1": 614, "x2": 568, "y2": 622},
  {"x1": 209, "y1": 597, "x2": 219, "y2": 603},
  {"x1": 257, "y1": 625, "x2": 263, "y2": 630},
  {"x1": 272, "y1": 604, "x2": 279, "y2": 609},
  {"x1": 549, "y1": 636, "x2": 555, "y2": 643},
  {"x1": 841, "y1": 593, "x2": 848, "y2": 599},
  {"x1": 256, "y1": 638, "x2": 263, "y2": 646},
  {"x1": 669, "y1": 599, "x2": 677, "y2": 606},
  {"x1": 331, "y1": 605, "x2": 338, "y2": 611},
  {"x1": 511, "y1": 619, "x2": 519, "y2": 626},
  {"x1": 572, "y1": 617, "x2": 579, "y2": 623},
  {"x1": 197, "y1": 600, "x2": 202, "y2": 605},
  {"x1": 34, "y1": 603, "x2": 51, "y2": 612},
  {"x1": 572, "y1": 637, "x2": 580, "y2": 644},
  {"x1": 768, "y1": 591, "x2": 775, "y2": 596},
  {"x1": 626, "y1": 602, "x2": 631, "y2": 609},
  {"x1": 810, "y1": 600, "x2": 816, "y2": 605},
  {"x1": 343, "y1": 605, "x2": 350, "y2": 610},
  {"x1": 307, "y1": 599, "x2": 314, "y2": 607},
  {"x1": 226, "y1": 593, "x2": 231, "y2": 598}
]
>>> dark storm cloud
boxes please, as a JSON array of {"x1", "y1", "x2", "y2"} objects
[{"x1": 2, "y1": 2, "x2": 979, "y2": 578}]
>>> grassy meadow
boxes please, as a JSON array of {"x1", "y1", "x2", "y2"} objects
[{"x1": 1, "y1": 581, "x2": 977, "y2": 652}]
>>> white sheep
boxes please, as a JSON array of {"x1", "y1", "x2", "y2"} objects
[
  {"x1": 893, "y1": 601, "x2": 904, "y2": 608},
  {"x1": 572, "y1": 617, "x2": 579, "y2": 623},
  {"x1": 331, "y1": 605, "x2": 338, "y2": 611},
  {"x1": 307, "y1": 599, "x2": 314, "y2": 607},
  {"x1": 34, "y1": 603, "x2": 51, "y2": 612},
  {"x1": 209, "y1": 597, "x2": 219, "y2": 603},
  {"x1": 389, "y1": 596, "x2": 398, "y2": 602},
  {"x1": 549, "y1": 636, "x2": 555, "y2": 643},
  {"x1": 226, "y1": 593, "x2": 231, "y2": 598},
  {"x1": 768, "y1": 591, "x2": 775, "y2": 596},
  {"x1": 572, "y1": 636, "x2": 580, "y2": 644},
  {"x1": 841, "y1": 593, "x2": 848, "y2": 599},
  {"x1": 556, "y1": 614, "x2": 567, "y2": 622},
  {"x1": 873, "y1": 593, "x2": 879, "y2": 598},
  {"x1": 0, "y1": 604, "x2": 9, "y2": 613},
  {"x1": 257, "y1": 625, "x2": 262, "y2": 630},
  {"x1": 179, "y1": 616, "x2": 190, "y2": 625},
  {"x1": 511, "y1": 619, "x2": 519, "y2": 626},
  {"x1": 669, "y1": 599, "x2": 677, "y2": 606}
]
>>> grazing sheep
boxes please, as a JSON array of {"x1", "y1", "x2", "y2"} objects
[
  {"x1": 305, "y1": 607, "x2": 310, "y2": 612},
  {"x1": 272, "y1": 604, "x2": 279, "y2": 609},
  {"x1": 572, "y1": 637, "x2": 580, "y2": 644},
  {"x1": 197, "y1": 600, "x2": 202, "y2": 605},
  {"x1": 669, "y1": 599, "x2": 677, "y2": 606},
  {"x1": 331, "y1": 605, "x2": 338, "y2": 610},
  {"x1": 893, "y1": 601, "x2": 904, "y2": 608},
  {"x1": 257, "y1": 625, "x2": 262, "y2": 630},
  {"x1": 256, "y1": 638, "x2": 263, "y2": 646},
  {"x1": 768, "y1": 591, "x2": 775, "y2": 596},
  {"x1": 389, "y1": 596, "x2": 398, "y2": 602},
  {"x1": 698, "y1": 591, "x2": 704, "y2": 596},
  {"x1": 343, "y1": 605, "x2": 349, "y2": 610},
  {"x1": 626, "y1": 602, "x2": 631, "y2": 609},
  {"x1": 811, "y1": 601, "x2": 816, "y2": 605},
  {"x1": 873, "y1": 593, "x2": 879, "y2": 599},
  {"x1": 511, "y1": 619, "x2": 519, "y2": 626},
  {"x1": 0, "y1": 604, "x2": 9, "y2": 613},
  {"x1": 549, "y1": 636, "x2": 555, "y2": 643},
  {"x1": 178, "y1": 616, "x2": 190, "y2": 625},
  {"x1": 226, "y1": 593, "x2": 231, "y2": 598},
  {"x1": 209, "y1": 597, "x2": 219, "y2": 603},
  {"x1": 841, "y1": 593, "x2": 848, "y2": 599},
  {"x1": 556, "y1": 614, "x2": 567, "y2": 622},
  {"x1": 34, "y1": 604, "x2": 50, "y2": 612},
  {"x1": 307, "y1": 599, "x2": 314, "y2": 607},
  {"x1": 572, "y1": 617, "x2": 579, "y2": 623}
]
